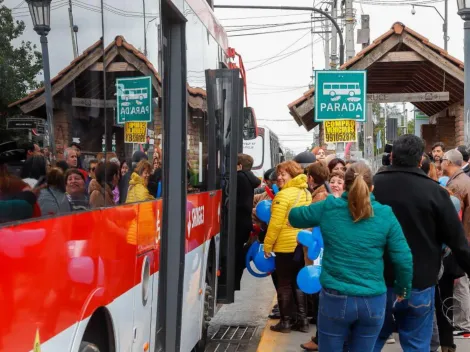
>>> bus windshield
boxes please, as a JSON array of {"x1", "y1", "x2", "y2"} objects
[{"x1": 243, "y1": 135, "x2": 263, "y2": 170}]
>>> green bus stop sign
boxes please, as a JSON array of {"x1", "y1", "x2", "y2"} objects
[
  {"x1": 314, "y1": 70, "x2": 367, "y2": 122},
  {"x1": 116, "y1": 76, "x2": 152, "y2": 123}
]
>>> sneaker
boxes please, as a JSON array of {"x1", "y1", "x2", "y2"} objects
[
  {"x1": 453, "y1": 330, "x2": 470, "y2": 338},
  {"x1": 386, "y1": 337, "x2": 396, "y2": 344}
]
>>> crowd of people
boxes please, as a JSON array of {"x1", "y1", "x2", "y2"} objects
[
  {"x1": 0, "y1": 141, "x2": 165, "y2": 223},
  {"x1": 236, "y1": 135, "x2": 470, "y2": 352}
]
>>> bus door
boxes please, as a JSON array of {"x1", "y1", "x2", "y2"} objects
[{"x1": 205, "y1": 68, "x2": 243, "y2": 304}]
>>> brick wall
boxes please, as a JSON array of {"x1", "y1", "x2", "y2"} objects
[{"x1": 422, "y1": 100, "x2": 464, "y2": 152}]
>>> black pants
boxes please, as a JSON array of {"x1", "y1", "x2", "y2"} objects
[
  {"x1": 275, "y1": 252, "x2": 303, "y2": 318},
  {"x1": 436, "y1": 276, "x2": 455, "y2": 348}
]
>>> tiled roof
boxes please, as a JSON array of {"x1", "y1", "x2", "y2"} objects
[
  {"x1": 288, "y1": 22, "x2": 464, "y2": 110},
  {"x1": 9, "y1": 35, "x2": 205, "y2": 108}
]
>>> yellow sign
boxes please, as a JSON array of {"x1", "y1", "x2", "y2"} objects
[
  {"x1": 33, "y1": 329, "x2": 41, "y2": 352},
  {"x1": 125, "y1": 122, "x2": 147, "y2": 143},
  {"x1": 324, "y1": 120, "x2": 357, "y2": 143}
]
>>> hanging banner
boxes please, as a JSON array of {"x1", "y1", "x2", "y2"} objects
[
  {"x1": 125, "y1": 122, "x2": 147, "y2": 143},
  {"x1": 324, "y1": 120, "x2": 357, "y2": 143}
]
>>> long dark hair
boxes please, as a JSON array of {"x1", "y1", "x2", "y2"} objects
[{"x1": 20, "y1": 155, "x2": 47, "y2": 180}]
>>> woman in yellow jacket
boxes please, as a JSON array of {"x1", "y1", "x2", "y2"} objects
[
  {"x1": 126, "y1": 160, "x2": 155, "y2": 246},
  {"x1": 264, "y1": 160, "x2": 312, "y2": 333}
]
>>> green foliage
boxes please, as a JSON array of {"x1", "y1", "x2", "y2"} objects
[{"x1": 0, "y1": 0, "x2": 42, "y2": 140}]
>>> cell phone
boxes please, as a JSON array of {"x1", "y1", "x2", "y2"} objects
[{"x1": 34, "y1": 176, "x2": 47, "y2": 189}]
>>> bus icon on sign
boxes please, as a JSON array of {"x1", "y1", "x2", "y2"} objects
[
  {"x1": 323, "y1": 83, "x2": 361, "y2": 97},
  {"x1": 117, "y1": 85, "x2": 148, "y2": 101}
]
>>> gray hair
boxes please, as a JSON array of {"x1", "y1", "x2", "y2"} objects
[
  {"x1": 109, "y1": 157, "x2": 120, "y2": 166},
  {"x1": 64, "y1": 147, "x2": 75, "y2": 160},
  {"x1": 444, "y1": 149, "x2": 463, "y2": 166}
]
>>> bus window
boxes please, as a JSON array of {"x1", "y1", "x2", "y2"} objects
[{"x1": 187, "y1": 111, "x2": 208, "y2": 193}]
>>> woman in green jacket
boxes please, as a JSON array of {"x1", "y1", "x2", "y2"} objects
[{"x1": 289, "y1": 162, "x2": 412, "y2": 352}]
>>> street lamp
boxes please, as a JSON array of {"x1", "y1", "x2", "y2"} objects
[
  {"x1": 411, "y1": 1, "x2": 448, "y2": 51},
  {"x1": 457, "y1": 0, "x2": 470, "y2": 145},
  {"x1": 26, "y1": 0, "x2": 56, "y2": 161}
]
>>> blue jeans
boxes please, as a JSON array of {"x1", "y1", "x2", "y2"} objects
[
  {"x1": 318, "y1": 288, "x2": 386, "y2": 352},
  {"x1": 373, "y1": 287, "x2": 435, "y2": 352}
]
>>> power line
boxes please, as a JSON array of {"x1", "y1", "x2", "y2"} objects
[
  {"x1": 229, "y1": 26, "x2": 321, "y2": 38},
  {"x1": 246, "y1": 30, "x2": 310, "y2": 70},
  {"x1": 225, "y1": 19, "x2": 326, "y2": 32},
  {"x1": 219, "y1": 12, "x2": 311, "y2": 21},
  {"x1": 247, "y1": 38, "x2": 322, "y2": 71}
]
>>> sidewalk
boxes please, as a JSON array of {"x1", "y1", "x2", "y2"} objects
[{"x1": 257, "y1": 311, "x2": 470, "y2": 351}]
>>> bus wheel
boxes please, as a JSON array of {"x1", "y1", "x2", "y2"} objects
[
  {"x1": 193, "y1": 285, "x2": 213, "y2": 352},
  {"x1": 79, "y1": 342, "x2": 100, "y2": 352},
  {"x1": 349, "y1": 91, "x2": 355, "y2": 97}
]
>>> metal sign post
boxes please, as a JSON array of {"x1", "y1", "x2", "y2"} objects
[{"x1": 315, "y1": 70, "x2": 367, "y2": 122}]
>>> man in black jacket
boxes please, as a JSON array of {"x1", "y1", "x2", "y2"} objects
[
  {"x1": 373, "y1": 135, "x2": 470, "y2": 351},
  {"x1": 457, "y1": 145, "x2": 470, "y2": 176},
  {"x1": 235, "y1": 153, "x2": 261, "y2": 291}
]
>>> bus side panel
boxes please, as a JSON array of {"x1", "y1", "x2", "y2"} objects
[
  {"x1": 180, "y1": 191, "x2": 221, "y2": 352},
  {"x1": 0, "y1": 204, "x2": 145, "y2": 351}
]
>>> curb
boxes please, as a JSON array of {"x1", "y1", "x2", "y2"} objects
[{"x1": 256, "y1": 296, "x2": 277, "y2": 352}]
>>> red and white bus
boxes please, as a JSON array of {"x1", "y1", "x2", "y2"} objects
[{"x1": 0, "y1": 1, "x2": 256, "y2": 351}]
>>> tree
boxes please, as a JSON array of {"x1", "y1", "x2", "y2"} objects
[{"x1": 0, "y1": 0, "x2": 42, "y2": 140}]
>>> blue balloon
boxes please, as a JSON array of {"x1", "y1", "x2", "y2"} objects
[
  {"x1": 297, "y1": 230, "x2": 313, "y2": 247},
  {"x1": 297, "y1": 228, "x2": 324, "y2": 261},
  {"x1": 254, "y1": 250, "x2": 276, "y2": 273},
  {"x1": 439, "y1": 176, "x2": 450, "y2": 187},
  {"x1": 309, "y1": 227, "x2": 324, "y2": 260},
  {"x1": 272, "y1": 184, "x2": 280, "y2": 195},
  {"x1": 297, "y1": 265, "x2": 322, "y2": 294},
  {"x1": 256, "y1": 200, "x2": 272, "y2": 223},
  {"x1": 245, "y1": 241, "x2": 269, "y2": 278}
]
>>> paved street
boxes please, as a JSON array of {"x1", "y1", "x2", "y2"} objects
[{"x1": 208, "y1": 271, "x2": 470, "y2": 351}]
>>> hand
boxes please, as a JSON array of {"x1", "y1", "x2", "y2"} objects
[{"x1": 264, "y1": 251, "x2": 272, "y2": 258}]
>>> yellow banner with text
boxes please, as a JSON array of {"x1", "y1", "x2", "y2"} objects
[
  {"x1": 125, "y1": 122, "x2": 147, "y2": 143},
  {"x1": 324, "y1": 120, "x2": 357, "y2": 143}
]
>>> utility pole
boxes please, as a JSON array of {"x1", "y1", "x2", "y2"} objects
[
  {"x1": 143, "y1": 0, "x2": 148, "y2": 57},
  {"x1": 330, "y1": 0, "x2": 338, "y2": 69},
  {"x1": 345, "y1": 0, "x2": 355, "y2": 60},
  {"x1": 324, "y1": 11, "x2": 330, "y2": 69},
  {"x1": 444, "y1": 0, "x2": 448, "y2": 51},
  {"x1": 68, "y1": 0, "x2": 78, "y2": 58}
]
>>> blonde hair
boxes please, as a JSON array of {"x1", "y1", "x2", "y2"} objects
[
  {"x1": 276, "y1": 160, "x2": 304, "y2": 179},
  {"x1": 344, "y1": 162, "x2": 373, "y2": 222},
  {"x1": 135, "y1": 160, "x2": 152, "y2": 176}
]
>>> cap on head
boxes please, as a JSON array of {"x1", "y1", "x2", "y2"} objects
[{"x1": 293, "y1": 151, "x2": 316, "y2": 168}]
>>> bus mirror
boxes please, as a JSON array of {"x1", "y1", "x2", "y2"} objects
[
  {"x1": 243, "y1": 107, "x2": 257, "y2": 140},
  {"x1": 280, "y1": 153, "x2": 285, "y2": 162}
]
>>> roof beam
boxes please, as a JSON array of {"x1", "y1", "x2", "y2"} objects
[
  {"x1": 19, "y1": 47, "x2": 106, "y2": 113},
  {"x1": 367, "y1": 92, "x2": 449, "y2": 103},
  {"x1": 72, "y1": 97, "x2": 116, "y2": 108},
  {"x1": 117, "y1": 47, "x2": 162, "y2": 96},
  {"x1": 401, "y1": 32, "x2": 464, "y2": 82},
  {"x1": 349, "y1": 34, "x2": 401, "y2": 70},
  {"x1": 378, "y1": 51, "x2": 424, "y2": 63},
  {"x1": 89, "y1": 62, "x2": 136, "y2": 72}
]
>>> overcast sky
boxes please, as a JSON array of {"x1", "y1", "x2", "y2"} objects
[
  {"x1": 215, "y1": 0, "x2": 463, "y2": 153},
  {"x1": 6, "y1": 0, "x2": 463, "y2": 154}
]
